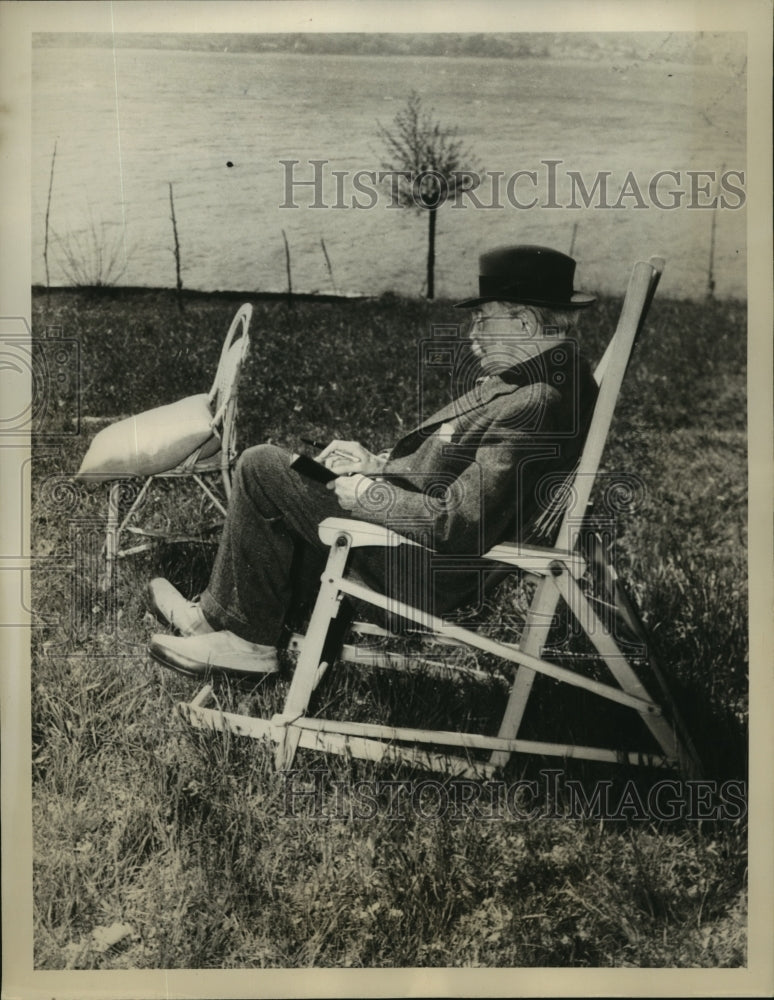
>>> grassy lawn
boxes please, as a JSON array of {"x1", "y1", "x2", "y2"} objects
[{"x1": 29, "y1": 286, "x2": 747, "y2": 969}]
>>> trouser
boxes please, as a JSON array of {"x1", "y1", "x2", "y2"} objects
[
  {"x1": 200, "y1": 444, "x2": 350, "y2": 644},
  {"x1": 199, "y1": 444, "x2": 495, "y2": 646}
]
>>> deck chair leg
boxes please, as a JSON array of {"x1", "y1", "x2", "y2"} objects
[
  {"x1": 606, "y1": 570, "x2": 703, "y2": 776},
  {"x1": 104, "y1": 482, "x2": 122, "y2": 591},
  {"x1": 552, "y1": 569, "x2": 691, "y2": 772},
  {"x1": 221, "y1": 460, "x2": 232, "y2": 501},
  {"x1": 103, "y1": 477, "x2": 154, "y2": 586},
  {"x1": 273, "y1": 535, "x2": 353, "y2": 771},
  {"x1": 490, "y1": 574, "x2": 561, "y2": 769},
  {"x1": 585, "y1": 532, "x2": 703, "y2": 776}
]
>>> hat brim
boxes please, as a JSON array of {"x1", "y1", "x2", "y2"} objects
[{"x1": 453, "y1": 292, "x2": 596, "y2": 310}]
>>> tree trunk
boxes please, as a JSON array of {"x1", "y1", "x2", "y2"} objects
[
  {"x1": 426, "y1": 206, "x2": 437, "y2": 299},
  {"x1": 168, "y1": 182, "x2": 184, "y2": 313}
]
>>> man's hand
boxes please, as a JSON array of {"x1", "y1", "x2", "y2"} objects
[
  {"x1": 317, "y1": 440, "x2": 386, "y2": 476},
  {"x1": 327, "y1": 472, "x2": 370, "y2": 511}
]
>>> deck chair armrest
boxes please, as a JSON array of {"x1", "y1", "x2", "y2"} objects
[
  {"x1": 482, "y1": 541, "x2": 587, "y2": 577},
  {"x1": 317, "y1": 519, "x2": 586, "y2": 575},
  {"x1": 317, "y1": 517, "x2": 427, "y2": 550}
]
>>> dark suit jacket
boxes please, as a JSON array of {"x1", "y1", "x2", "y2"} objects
[{"x1": 349, "y1": 341, "x2": 598, "y2": 568}]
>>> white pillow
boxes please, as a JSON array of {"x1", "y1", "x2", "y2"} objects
[{"x1": 77, "y1": 393, "x2": 221, "y2": 479}]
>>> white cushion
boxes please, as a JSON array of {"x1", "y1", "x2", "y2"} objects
[{"x1": 77, "y1": 393, "x2": 220, "y2": 479}]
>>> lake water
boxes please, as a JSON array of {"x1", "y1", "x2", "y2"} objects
[{"x1": 32, "y1": 45, "x2": 747, "y2": 300}]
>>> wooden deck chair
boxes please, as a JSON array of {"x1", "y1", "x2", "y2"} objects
[
  {"x1": 180, "y1": 261, "x2": 701, "y2": 779},
  {"x1": 104, "y1": 304, "x2": 252, "y2": 586}
]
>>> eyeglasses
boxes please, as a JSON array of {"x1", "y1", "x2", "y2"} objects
[{"x1": 469, "y1": 310, "x2": 534, "y2": 330}]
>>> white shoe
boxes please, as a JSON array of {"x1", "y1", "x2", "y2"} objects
[
  {"x1": 148, "y1": 578, "x2": 213, "y2": 637},
  {"x1": 148, "y1": 630, "x2": 279, "y2": 678}
]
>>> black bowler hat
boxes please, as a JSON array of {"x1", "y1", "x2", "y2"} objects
[{"x1": 454, "y1": 244, "x2": 595, "y2": 310}]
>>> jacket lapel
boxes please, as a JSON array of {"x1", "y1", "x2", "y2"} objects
[
  {"x1": 389, "y1": 344, "x2": 579, "y2": 459},
  {"x1": 390, "y1": 378, "x2": 518, "y2": 458},
  {"x1": 421, "y1": 377, "x2": 523, "y2": 430}
]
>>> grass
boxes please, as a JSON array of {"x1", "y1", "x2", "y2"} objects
[{"x1": 29, "y1": 286, "x2": 748, "y2": 969}]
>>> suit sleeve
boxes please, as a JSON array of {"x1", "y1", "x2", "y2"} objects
[{"x1": 347, "y1": 384, "x2": 562, "y2": 554}]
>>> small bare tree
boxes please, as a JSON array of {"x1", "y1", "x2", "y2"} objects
[
  {"x1": 378, "y1": 91, "x2": 478, "y2": 299},
  {"x1": 52, "y1": 216, "x2": 128, "y2": 289}
]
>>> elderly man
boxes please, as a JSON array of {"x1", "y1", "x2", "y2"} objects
[{"x1": 148, "y1": 244, "x2": 598, "y2": 677}]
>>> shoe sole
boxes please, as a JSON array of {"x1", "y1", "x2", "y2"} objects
[{"x1": 148, "y1": 638, "x2": 279, "y2": 680}]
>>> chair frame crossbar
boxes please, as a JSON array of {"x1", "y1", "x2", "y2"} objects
[{"x1": 179, "y1": 260, "x2": 702, "y2": 778}]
